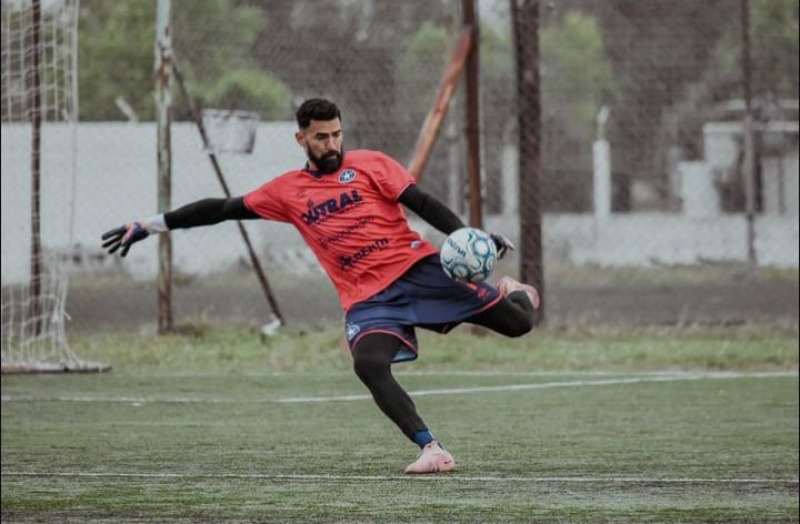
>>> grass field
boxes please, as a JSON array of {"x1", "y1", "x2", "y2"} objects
[{"x1": 2, "y1": 326, "x2": 798, "y2": 523}]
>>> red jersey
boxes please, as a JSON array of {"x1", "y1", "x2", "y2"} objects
[{"x1": 243, "y1": 149, "x2": 439, "y2": 311}]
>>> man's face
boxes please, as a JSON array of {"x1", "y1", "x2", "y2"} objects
[{"x1": 296, "y1": 118, "x2": 343, "y2": 174}]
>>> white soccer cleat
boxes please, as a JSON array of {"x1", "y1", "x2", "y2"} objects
[
  {"x1": 404, "y1": 441, "x2": 456, "y2": 474},
  {"x1": 497, "y1": 275, "x2": 541, "y2": 310}
]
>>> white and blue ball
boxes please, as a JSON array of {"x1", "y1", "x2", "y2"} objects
[{"x1": 440, "y1": 227, "x2": 498, "y2": 284}]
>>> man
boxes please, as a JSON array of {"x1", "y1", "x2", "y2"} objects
[{"x1": 102, "y1": 98, "x2": 539, "y2": 474}]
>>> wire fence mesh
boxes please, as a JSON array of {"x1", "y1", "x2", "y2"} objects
[{"x1": 2, "y1": 0, "x2": 797, "y2": 335}]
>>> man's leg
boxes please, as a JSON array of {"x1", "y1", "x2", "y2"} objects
[
  {"x1": 352, "y1": 332, "x2": 454, "y2": 473},
  {"x1": 466, "y1": 287, "x2": 537, "y2": 337},
  {"x1": 352, "y1": 333, "x2": 430, "y2": 443}
]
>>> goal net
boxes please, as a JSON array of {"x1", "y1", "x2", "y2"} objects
[{"x1": 1, "y1": 0, "x2": 108, "y2": 373}]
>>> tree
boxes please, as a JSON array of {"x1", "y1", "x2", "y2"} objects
[
  {"x1": 396, "y1": 22, "x2": 450, "y2": 119},
  {"x1": 750, "y1": 0, "x2": 799, "y2": 99},
  {"x1": 78, "y1": 1, "x2": 156, "y2": 121},
  {"x1": 247, "y1": 0, "x2": 455, "y2": 157},
  {"x1": 77, "y1": 0, "x2": 289, "y2": 121},
  {"x1": 660, "y1": 0, "x2": 799, "y2": 160},
  {"x1": 203, "y1": 70, "x2": 289, "y2": 120},
  {"x1": 540, "y1": 11, "x2": 614, "y2": 142},
  {"x1": 538, "y1": 10, "x2": 616, "y2": 211},
  {"x1": 574, "y1": 0, "x2": 740, "y2": 198}
]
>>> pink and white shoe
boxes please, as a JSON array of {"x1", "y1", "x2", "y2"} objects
[
  {"x1": 404, "y1": 441, "x2": 456, "y2": 474},
  {"x1": 497, "y1": 276, "x2": 541, "y2": 310}
]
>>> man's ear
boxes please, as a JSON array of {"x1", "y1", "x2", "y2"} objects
[{"x1": 295, "y1": 131, "x2": 305, "y2": 147}]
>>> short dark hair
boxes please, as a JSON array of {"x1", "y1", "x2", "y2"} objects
[{"x1": 295, "y1": 98, "x2": 341, "y2": 129}]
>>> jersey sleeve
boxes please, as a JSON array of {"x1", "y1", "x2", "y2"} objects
[
  {"x1": 369, "y1": 151, "x2": 416, "y2": 201},
  {"x1": 242, "y1": 178, "x2": 289, "y2": 222}
]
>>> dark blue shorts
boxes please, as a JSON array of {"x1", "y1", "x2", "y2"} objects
[{"x1": 345, "y1": 255, "x2": 502, "y2": 363}]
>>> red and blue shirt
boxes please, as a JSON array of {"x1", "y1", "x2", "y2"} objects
[{"x1": 243, "y1": 150, "x2": 438, "y2": 311}]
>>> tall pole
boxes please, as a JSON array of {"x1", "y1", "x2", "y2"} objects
[
  {"x1": 407, "y1": 28, "x2": 473, "y2": 182},
  {"x1": 172, "y1": 61, "x2": 286, "y2": 327},
  {"x1": 155, "y1": 0, "x2": 174, "y2": 333},
  {"x1": 512, "y1": 0, "x2": 545, "y2": 322},
  {"x1": 462, "y1": 0, "x2": 482, "y2": 229},
  {"x1": 28, "y1": 0, "x2": 43, "y2": 336},
  {"x1": 740, "y1": 0, "x2": 758, "y2": 274}
]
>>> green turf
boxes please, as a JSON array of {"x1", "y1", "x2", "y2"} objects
[{"x1": 2, "y1": 326, "x2": 798, "y2": 523}]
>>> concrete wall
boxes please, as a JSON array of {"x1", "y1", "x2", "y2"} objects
[{"x1": 2, "y1": 122, "x2": 798, "y2": 285}]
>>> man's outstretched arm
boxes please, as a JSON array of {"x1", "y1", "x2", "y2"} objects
[
  {"x1": 398, "y1": 184, "x2": 464, "y2": 235},
  {"x1": 102, "y1": 197, "x2": 258, "y2": 257},
  {"x1": 398, "y1": 184, "x2": 515, "y2": 258}
]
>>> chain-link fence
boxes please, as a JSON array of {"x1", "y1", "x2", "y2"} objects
[{"x1": 3, "y1": 0, "x2": 797, "y2": 335}]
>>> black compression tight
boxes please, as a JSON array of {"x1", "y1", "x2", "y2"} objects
[
  {"x1": 465, "y1": 291, "x2": 536, "y2": 336},
  {"x1": 351, "y1": 294, "x2": 536, "y2": 444},
  {"x1": 352, "y1": 333, "x2": 426, "y2": 442}
]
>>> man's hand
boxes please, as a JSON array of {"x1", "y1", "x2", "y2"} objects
[
  {"x1": 490, "y1": 233, "x2": 516, "y2": 259},
  {"x1": 101, "y1": 222, "x2": 150, "y2": 257}
]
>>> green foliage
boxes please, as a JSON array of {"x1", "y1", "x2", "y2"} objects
[
  {"x1": 78, "y1": 0, "x2": 156, "y2": 121},
  {"x1": 750, "y1": 0, "x2": 799, "y2": 97},
  {"x1": 480, "y1": 23, "x2": 514, "y2": 82},
  {"x1": 661, "y1": 0, "x2": 799, "y2": 157},
  {"x1": 707, "y1": 0, "x2": 799, "y2": 99},
  {"x1": 541, "y1": 11, "x2": 615, "y2": 141},
  {"x1": 203, "y1": 70, "x2": 291, "y2": 120},
  {"x1": 396, "y1": 22, "x2": 450, "y2": 117},
  {"x1": 394, "y1": 21, "x2": 516, "y2": 130},
  {"x1": 399, "y1": 23, "x2": 450, "y2": 72},
  {"x1": 171, "y1": 0, "x2": 289, "y2": 120},
  {"x1": 172, "y1": 0, "x2": 261, "y2": 81},
  {"x1": 77, "y1": 0, "x2": 274, "y2": 121}
]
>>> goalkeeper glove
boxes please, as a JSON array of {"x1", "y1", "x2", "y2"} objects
[
  {"x1": 101, "y1": 222, "x2": 150, "y2": 257},
  {"x1": 490, "y1": 232, "x2": 516, "y2": 259}
]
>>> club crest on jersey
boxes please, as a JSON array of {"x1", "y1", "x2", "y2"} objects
[{"x1": 338, "y1": 169, "x2": 356, "y2": 183}]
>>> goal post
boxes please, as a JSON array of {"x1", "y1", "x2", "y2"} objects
[{"x1": 1, "y1": 0, "x2": 109, "y2": 373}]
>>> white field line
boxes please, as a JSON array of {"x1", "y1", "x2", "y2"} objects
[
  {"x1": 1, "y1": 471, "x2": 797, "y2": 485},
  {"x1": 278, "y1": 371, "x2": 797, "y2": 403},
  {"x1": 1, "y1": 371, "x2": 796, "y2": 405},
  {"x1": 128, "y1": 370, "x2": 720, "y2": 379}
]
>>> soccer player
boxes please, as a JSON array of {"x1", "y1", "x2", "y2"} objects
[{"x1": 102, "y1": 98, "x2": 539, "y2": 474}]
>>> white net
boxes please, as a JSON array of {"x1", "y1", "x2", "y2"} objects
[{"x1": 1, "y1": 0, "x2": 107, "y2": 373}]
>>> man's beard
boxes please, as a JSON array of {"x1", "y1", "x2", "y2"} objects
[{"x1": 308, "y1": 146, "x2": 343, "y2": 174}]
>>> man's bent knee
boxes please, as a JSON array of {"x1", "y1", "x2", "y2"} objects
[
  {"x1": 351, "y1": 333, "x2": 400, "y2": 384},
  {"x1": 506, "y1": 315, "x2": 534, "y2": 337},
  {"x1": 353, "y1": 353, "x2": 390, "y2": 383}
]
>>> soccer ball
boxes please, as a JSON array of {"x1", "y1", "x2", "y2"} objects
[{"x1": 440, "y1": 227, "x2": 498, "y2": 284}]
